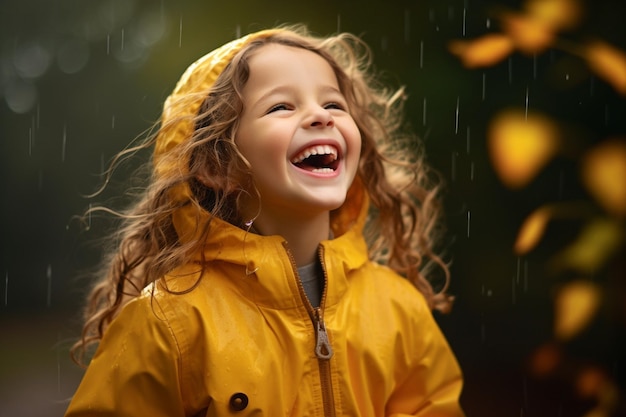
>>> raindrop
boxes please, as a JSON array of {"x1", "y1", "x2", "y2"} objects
[
  {"x1": 57, "y1": 39, "x2": 90, "y2": 74},
  {"x1": 4, "y1": 79, "x2": 37, "y2": 114},
  {"x1": 13, "y1": 41, "x2": 52, "y2": 79},
  {"x1": 422, "y1": 97, "x2": 427, "y2": 126},
  {"x1": 107, "y1": 34, "x2": 111, "y2": 55},
  {"x1": 428, "y1": 8, "x2": 435, "y2": 22},
  {"x1": 455, "y1": 96, "x2": 460, "y2": 134},
  {"x1": 524, "y1": 86, "x2": 529, "y2": 120},
  {"x1": 46, "y1": 264, "x2": 52, "y2": 307},
  {"x1": 482, "y1": 72, "x2": 486, "y2": 101},
  {"x1": 112, "y1": 114, "x2": 116, "y2": 129},
  {"x1": 466, "y1": 210, "x2": 471, "y2": 238},
  {"x1": 62, "y1": 124, "x2": 67, "y2": 163},
  {"x1": 120, "y1": 28, "x2": 125, "y2": 51},
  {"x1": 470, "y1": 161, "x2": 475, "y2": 181},
  {"x1": 179, "y1": 15, "x2": 183, "y2": 47},
  {"x1": 235, "y1": 24, "x2": 241, "y2": 39},
  {"x1": 466, "y1": 126, "x2": 471, "y2": 154},
  {"x1": 486, "y1": 18, "x2": 491, "y2": 29}
]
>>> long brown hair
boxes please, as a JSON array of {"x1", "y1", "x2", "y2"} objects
[{"x1": 71, "y1": 25, "x2": 452, "y2": 366}]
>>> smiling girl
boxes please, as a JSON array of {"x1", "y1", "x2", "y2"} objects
[{"x1": 66, "y1": 26, "x2": 465, "y2": 417}]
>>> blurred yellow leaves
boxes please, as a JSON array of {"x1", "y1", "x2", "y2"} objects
[
  {"x1": 500, "y1": 12, "x2": 555, "y2": 55},
  {"x1": 554, "y1": 280, "x2": 600, "y2": 341},
  {"x1": 524, "y1": 0, "x2": 582, "y2": 30},
  {"x1": 584, "y1": 41, "x2": 626, "y2": 95},
  {"x1": 551, "y1": 218, "x2": 623, "y2": 273},
  {"x1": 488, "y1": 110, "x2": 560, "y2": 188},
  {"x1": 447, "y1": 0, "x2": 626, "y2": 97},
  {"x1": 514, "y1": 206, "x2": 551, "y2": 255},
  {"x1": 582, "y1": 139, "x2": 626, "y2": 215},
  {"x1": 449, "y1": 35, "x2": 514, "y2": 69},
  {"x1": 449, "y1": 0, "x2": 582, "y2": 65}
]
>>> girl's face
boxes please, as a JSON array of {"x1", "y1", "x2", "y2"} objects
[{"x1": 235, "y1": 43, "x2": 361, "y2": 222}]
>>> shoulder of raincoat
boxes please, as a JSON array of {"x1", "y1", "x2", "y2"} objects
[{"x1": 64, "y1": 28, "x2": 465, "y2": 417}]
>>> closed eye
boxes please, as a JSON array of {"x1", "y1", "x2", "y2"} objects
[
  {"x1": 324, "y1": 102, "x2": 345, "y2": 111},
  {"x1": 267, "y1": 103, "x2": 290, "y2": 113}
]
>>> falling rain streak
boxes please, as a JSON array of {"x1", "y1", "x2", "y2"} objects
[
  {"x1": 179, "y1": 15, "x2": 183, "y2": 48},
  {"x1": 120, "y1": 29, "x2": 125, "y2": 51},
  {"x1": 422, "y1": 97, "x2": 427, "y2": 126},
  {"x1": 466, "y1": 210, "x2": 471, "y2": 238},
  {"x1": 482, "y1": 73, "x2": 486, "y2": 101},
  {"x1": 524, "y1": 86, "x2": 529, "y2": 120},
  {"x1": 61, "y1": 125, "x2": 67, "y2": 163},
  {"x1": 46, "y1": 264, "x2": 52, "y2": 307},
  {"x1": 455, "y1": 97, "x2": 460, "y2": 134},
  {"x1": 419, "y1": 41, "x2": 424, "y2": 68}
]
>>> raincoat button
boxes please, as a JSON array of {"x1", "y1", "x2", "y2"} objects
[{"x1": 229, "y1": 393, "x2": 248, "y2": 411}]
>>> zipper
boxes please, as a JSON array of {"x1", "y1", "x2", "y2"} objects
[{"x1": 283, "y1": 242, "x2": 336, "y2": 417}]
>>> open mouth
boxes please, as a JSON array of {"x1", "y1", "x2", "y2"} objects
[{"x1": 290, "y1": 144, "x2": 340, "y2": 173}]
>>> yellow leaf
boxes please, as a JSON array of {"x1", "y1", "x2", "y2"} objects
[
  {"x1": 524, "y1": 0, "x2": 583, "y2": 30},
  {"x1": 488, "y1": 110, "x2": 560, "y2": 188},
  {"x1": 554, "y1": 280, "x2": 601, "y2": 340},
  {"x1": 585, "y1": 41, "x2": 626, "y2": 95},
  {"x1": 501, "y1": 12, "x2": 555, "y2": 54},
  {"x1": 582, "y1": 139, "x2": 626, "y2": 216},
  {"x1": 551, "y1": 218, "x2": 623, "y2": 273},
  {"x1": 449, "y1": 34, "x2": 515, "y2": 68},
  {"x1": 514, "y1": 206, "x2": 552, "y2": 254}
]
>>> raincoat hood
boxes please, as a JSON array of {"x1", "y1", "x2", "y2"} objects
[{"x1": 153, "y1": 28, "x2": 369, "y2": 244}]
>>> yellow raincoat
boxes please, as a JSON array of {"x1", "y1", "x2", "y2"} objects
[{"x1": 65, "y1": 28, "x2": 465, "y2": 417}]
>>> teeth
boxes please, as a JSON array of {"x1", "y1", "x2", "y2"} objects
[{"x1": 291, "y1": 145, "x2": 338, "y2": 164}]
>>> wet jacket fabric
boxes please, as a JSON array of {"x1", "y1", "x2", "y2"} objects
[{"x1": 64, "y1": 28, "x2": 465, "y2": 417}]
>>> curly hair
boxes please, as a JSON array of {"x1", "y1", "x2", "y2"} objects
[{"x1": 70, "y1": 25, "x2": 453, "y2": 366}]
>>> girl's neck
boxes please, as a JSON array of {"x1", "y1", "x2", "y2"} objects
[{"x1": 251, "y1": 211, "x2": 330, "y2": 267}]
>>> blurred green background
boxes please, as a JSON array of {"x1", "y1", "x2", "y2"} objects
[{"x1": 1, "y1": 0, "x2": 624, "y2": 416}]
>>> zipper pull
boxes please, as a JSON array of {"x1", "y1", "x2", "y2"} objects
[{"x1": 314, "y1": 309, "x2": 333, "y2": 360}]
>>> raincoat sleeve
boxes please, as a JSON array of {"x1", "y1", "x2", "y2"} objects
[
  {"x1": 64, "y1": 294, "x2": 186, "y2": 417},
  {"x1": 386, "y1": 299, "x2": 465, "y2": 417}
]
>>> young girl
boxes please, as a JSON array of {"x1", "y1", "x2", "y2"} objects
[{"x1": 65, "y1": 25, "x2": 465, "y2": 416}]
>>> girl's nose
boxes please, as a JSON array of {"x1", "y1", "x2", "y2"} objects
[{"x1": 305, "y1": 106, "x2": 334, "y2": 129}]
